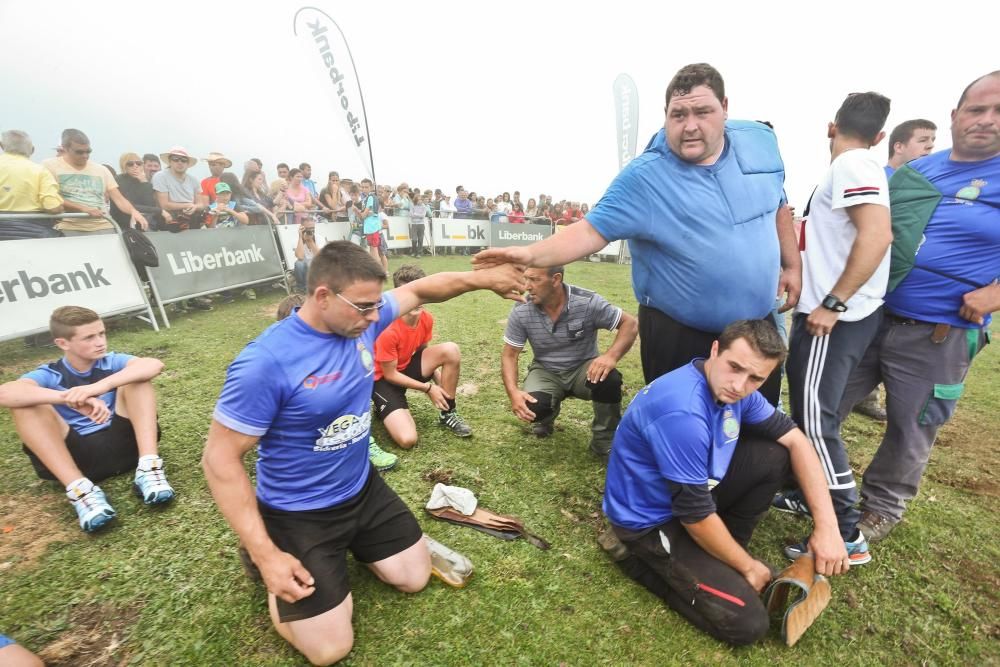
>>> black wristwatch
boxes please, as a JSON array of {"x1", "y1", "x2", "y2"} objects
[{"x1": 821, "y1": 294, "x2": 848, "y2": 312}]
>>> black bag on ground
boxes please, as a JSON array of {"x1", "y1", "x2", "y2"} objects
[{"x1": 122, "y1": 227, "x2": 159, "y2": 267}]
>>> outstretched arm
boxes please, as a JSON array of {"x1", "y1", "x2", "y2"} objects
[
  {"x1": 391, "y1": 264, "x2": 526, "y2": 314},
  {"x1": 472, "y1": 219, "x2": 608, "y2": 270}
]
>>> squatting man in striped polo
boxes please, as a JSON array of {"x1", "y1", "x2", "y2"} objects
[{"x1": 500, "y1": 265, "x2": 637, "y2": 456}]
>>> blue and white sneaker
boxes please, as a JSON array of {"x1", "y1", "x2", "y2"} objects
[
  {"x1": 134, "y1": 456, "x2": 175, "y2": 505},
  {"x1": 66, "y1": 479, "x2": 116, "y2": 532},
  {"x1": 784, "y1": 531, "x2": 872, "y2": 566},
  {"x1": 771, "y1": 490, "x2": 812, "y2": 517}
]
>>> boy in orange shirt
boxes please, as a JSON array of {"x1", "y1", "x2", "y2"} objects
[{"x1": 372, "y1": 265, "x2": 472, "y2": 447}]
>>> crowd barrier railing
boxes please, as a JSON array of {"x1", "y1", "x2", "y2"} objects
[
  {"x1": 0, "y1": 213, "x2": 159, "y2": 342},
  {"x1": 144, "y1": 225, "x2": 289, "y2": 328}
]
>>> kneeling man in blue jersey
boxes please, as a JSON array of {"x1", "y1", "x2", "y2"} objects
[
  {"x1": 0, "y1": 306, "x2": 174, "y2": 533},
  {"x1": 602, "y1": 320, "x2": 848, "y2": 646},
  {"x1": 202, "y1": 241, "x2": 524, "y2": 665}
]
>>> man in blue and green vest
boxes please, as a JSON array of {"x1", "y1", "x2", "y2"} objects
[{"x1": 838, "y1": 71, "x2": 1000, "y2": 544}]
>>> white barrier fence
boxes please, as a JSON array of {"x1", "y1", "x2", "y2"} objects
[
  {"x1": 0, "y1": 231, "x2": 158, "y2": 342},
  {"x1": 1, "y1": 213, "x2": 627, "y2": 342}
]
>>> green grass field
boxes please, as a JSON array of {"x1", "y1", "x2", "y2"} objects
[{"x1": 1, "y1": 256, "x2": 997, "y2": 666}]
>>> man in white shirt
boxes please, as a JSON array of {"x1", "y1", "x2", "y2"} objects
[{"x1": 777, "y1": 92, "x2": 893, "y2": 566}]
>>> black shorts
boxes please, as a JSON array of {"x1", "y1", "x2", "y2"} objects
[
  {"x1": 23, "y1": 414, "x2": 156, "y2": 482},
  {"x1": 259, "y1": 464, "x2": 423, "y2": 622},
  {"x1": 372, "y1": 346, "x2": 430, "y2": 419}
]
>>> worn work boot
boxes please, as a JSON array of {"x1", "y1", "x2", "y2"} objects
[
  {"x1": 597, "y1": 526, "x2": 630, "y2": 562},
  {"x1": 531, "y1": 421, "x2": 554, "y2": 438},
  {"x1": 857, "y1": 509, "x2": 897, "y2": 544},
  {"x1": 853, "y1": 389, "x2": 887, "y2": 422}
]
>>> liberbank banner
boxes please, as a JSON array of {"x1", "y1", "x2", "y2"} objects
[
  {"x1": 432, "y1": 219, "x2": 489, "y2": 248},
  {"x1": 0, "y1": 235, "x2": 150, "y2": 341},
  {"x1": 490, "y1": 222, "x2": 553, "y2": 247},
  {"x1": 145, "y1": 227, "x2": 284, "y2": 303}
]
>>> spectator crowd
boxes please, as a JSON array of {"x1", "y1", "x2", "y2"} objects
[{"x1": 0, "y1": 127, "x2": 592, "y2": 243}]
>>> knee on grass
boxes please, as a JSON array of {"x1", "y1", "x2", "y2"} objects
[
  {"x1": 708, "y1": 606, "x2": 770, "y2": 647},
  {"x1": 298, "y1": 636, "x2": 354, "y2": 666}
]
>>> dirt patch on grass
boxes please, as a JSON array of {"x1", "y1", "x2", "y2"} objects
[
  {"x1": 926, "y1": 420, "x2": 1000, "y2": 498},
  {"x1": 456, "y1": 383, "x2": 479, "y2": 396},
  {"x1": 0, "y1": 492, "x2": 74, "y2": 569},
  {"x1": 38, "y1": 602, "x2": 139, "y2": 667}
]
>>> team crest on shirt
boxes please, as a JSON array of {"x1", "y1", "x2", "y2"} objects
[
  {"x1": 722, "y1": 408, "x2": 739, "y2": 439},
  {"x1": 315, "y1": 412, "x2": 371, "y2": 451},
  {"x1": 956, "y1": 179, "x2": 985, "y2": 201},
  {"x1": 357, "y1": 340, "x2": 374, "y2": 374}
]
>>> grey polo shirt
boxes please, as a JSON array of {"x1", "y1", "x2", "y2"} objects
[{"x1": 503, "y1": 284, "x2": 623, "y2": 371}]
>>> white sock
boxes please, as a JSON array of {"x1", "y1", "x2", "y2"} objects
[
  {"x1": 66, "y1": 477, "x2": 94, "y2": 495},
  {"x1": 137, "y1": 454, "x2": 161, "y2": 469}
]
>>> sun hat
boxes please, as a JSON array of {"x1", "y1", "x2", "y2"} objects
[
  {"x1": 205, "y1": 151, "x2": 233, "y2": 168},
  {"x1": 159, "y1": 146, "x2": 198, "y2": 167}
]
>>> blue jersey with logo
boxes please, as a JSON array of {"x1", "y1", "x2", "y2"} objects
[
  {"x1": 885, "y1": 150, "x2": 1000, "y2": 328},
  {"x1": 213, "y1": 293, "x2": 400, "y2": 511},
  {"x1": 21, "y1": 352, "x2": 134, "y2": 436},
  {"x1": 603, "y1": 361, "x2": 774, "y2": 530},
  {"x1": 587, "y1": 121, "x2": 785, "y2": 333}
]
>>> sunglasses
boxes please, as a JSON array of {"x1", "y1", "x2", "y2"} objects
[
  {"x1": 71, "y1": 148, "x2": 93, "y2": 155},
  {"x1": 335, "y1": 292, "x2": 385, "y2": 314},
  {"x1": 125, "y1": 160, "x2": 142, "y2": 167},
  {"x1": 169, "y1": 155, "x2": 188, "y2": 163}
]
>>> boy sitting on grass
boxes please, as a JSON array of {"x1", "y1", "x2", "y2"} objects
[{"x1": 0, "y1": 306, "x2": 174, "y2": 532}]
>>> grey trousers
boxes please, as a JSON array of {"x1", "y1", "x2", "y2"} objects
[
  {"x1": 787, "y1": 310, "x2": 883, "y2": 539},
  {"x1": 837, "y1": 310, "x2": 990, "y2": 522},
  {"x1": 523, "y1": 359, "x2": 621, "y2": 455}
]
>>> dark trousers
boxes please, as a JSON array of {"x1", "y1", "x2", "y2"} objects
[
  {"x1": 786, "y1": 310, "x2": 882, "y2": 538},
  {"x1": 613, "y1": 436, "x2": 790, "y2": 646},
  {"x1": 638, "y1": 306, "x2": 781, "y2": 406},
  {"x1": 409, "y1": 223, "x2": 425, "y2": 255}
]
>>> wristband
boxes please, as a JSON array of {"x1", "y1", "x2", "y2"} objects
[{"x1": 424, "y1": 382, "x2": 432, "y2": 393}]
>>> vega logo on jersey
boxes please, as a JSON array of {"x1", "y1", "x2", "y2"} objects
[{"x1": 314, "y1": 412, "x2": 371, "y2": 451}]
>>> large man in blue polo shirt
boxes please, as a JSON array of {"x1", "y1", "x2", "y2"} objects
[
  {"x1": 603, "y1": 320, "x2": 846, "y2": 646},
  {"x1": 836, "y1": 71, "x2": 1000, "y2": 544},
  {"x1": 475, "y1": 63, "x2": 800, "y2": 404},
  {"x1": 202, "y1": 241, "x2": 524, "y2": 666}
]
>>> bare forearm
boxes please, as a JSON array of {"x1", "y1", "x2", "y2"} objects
[
  {"x1": 0, "y1": 381, "x2": 64, "y2": 408},
  {"x1": 830, "y1": 227, "x2": 893, "y2": 301},
  {"x1": 384, "y1": 368, "x2": 428, "y2": 393},
  {"x1": 408, "y1": 271, "x2": 494, "y2": 305},
  {"x1": 684, "y1": 514, "x2": 756, "y2": 573},
  {"x1": 97, "y1": 358, "x2": 164, "y2": 392},
  {"x1": 782, "y1": 431, "x2": 839, "y2": 534},
  {"x1": 776, "y1": 206, "x2": 800, "y2": 271},
  {"x1": 62, "y1": 199, "x2": 98, "y2": 214},
  {"x1": 527, "y1": 219, "x2": 608, "y2": 267},
  {"x1": 202, "y1": 429, "x2": 275, "y2": 556},
  {"x1": 501, "y1": 347, "x2": 522, "y2": 397},
  {"x1": 605, "y1": 314, "x2": 638, "y2": 362}
]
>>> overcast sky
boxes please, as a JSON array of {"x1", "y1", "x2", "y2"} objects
[{"x1": 3, "y1": 1, "x2": 998, "y2": 210}]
